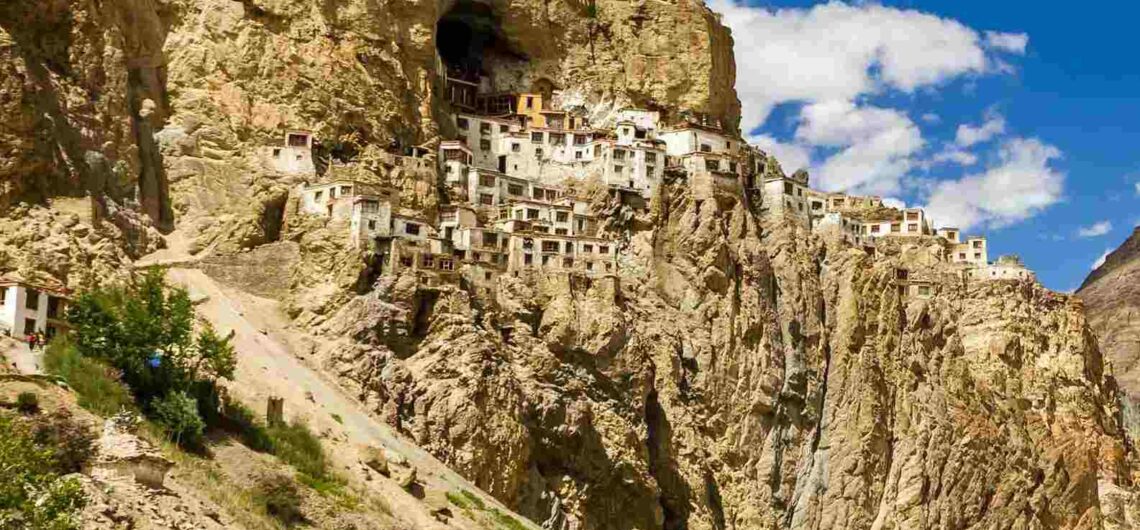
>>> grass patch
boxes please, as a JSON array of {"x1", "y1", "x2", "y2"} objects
[
  {"x1": 266, "y1": 420, "x2": 329, "y2": 480},
  {"x1": 489, "y1": 508, "x2": 530, "y2": 530},
  {"x1": 448, "y1": 489, "x2": 528, "y2": 530},
  {"x1": 447, "y1": 489, "x2": 487, "y2": 511},
  {"x1": 43, "y1": 340, "x2": 135, "y2": 416}
]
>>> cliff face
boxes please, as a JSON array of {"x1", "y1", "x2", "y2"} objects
[
  {"x1": 1079, "y1": 227, "x2": 1140, "y2": 398},
  {"x1": 315, "y1": 186, "x2": 1139, "y2": 530}
]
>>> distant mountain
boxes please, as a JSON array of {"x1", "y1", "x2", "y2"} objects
[{"x1": 1078, "y1": 226, "x2": 1140, "y2": 396}]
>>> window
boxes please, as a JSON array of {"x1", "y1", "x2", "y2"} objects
[
  {"x1": 511, "y1": 143, "x2": 521, "y2": 153},
  {"x1": 480, "y1": 194, "x2": 494, "y2": 205},
  {"x1": 586, "y1": 262, "x2": 594, "y2": 271},
  {"x1": 605, "y1": 263, "x2": 612, "y2": 272},
  {"x1": 273, "y1": 148, "x2": 281, "y2": 157},
  {"x1": 811, "y1": 201, "x2": 822, "y2": 211},
  {"x1": 575, "y1": 151, "x2": 583, "y2": 159},
  {"x1": 500, "y1": 124, "x2": 509, "y2": 133},
  {"x1": 314, "y1": 191, "x2": 324, "y2": 201},
  {"x1": 783, "y1": 183, "x2": 793, "y2": 195},
  {"x1": 614, "y1": 165, "x2": 624, "y2": 174},
  {"x1": 527, "y1": 209, "x2": 539, "y2": 220},
  {"x1": 480, "y1": 122, "x2": 491, "y2": 134},
  {"x1": 422, "y1": 255, "x2": 434, "y2": 268},
  {"x1": 479, "y1": 174, "x2": 496, "y2": 187},
  {"x1": 526, "y1": 96, "x2": 534, "y2": 109},
  {"x1": 533, "y1": 226, "x2": 549, "y2": 233},
  {"x1": 906, "y1": 211, "x2": 919, "y2": 221},
  {"x1": 484, "y1": 233, "x2": 498, "y2": 247},
  {"x1": 457, "y1": 117, "x2": 469, "y2": 129},
  {"x1": 330, "y1": 187, "x2": 338, "y2": 199},
  {"x1": 918, "y1": 285, "x2": 931, "y2": 296},
  {"x1": 583, "y1": 244, "x2": 594, "y2": 253},
  {"x1": 23, "y1": 319, "x2": 35, "y2": 335},
  {"x1": 891, "y1": 223, "x2": 901, "y2": 233},
  {"x1": 25, "y1": 289, "x2": 39, "y2": 310},
  {"x1": 635, "y1": 129, "x2": 646, "y2": 139},
  {"x1": 362, "y1": 200, "x2": 379, "y2": 214},
  {"x1": 974, "y1": 253, "x2": 982, "y2": 260},
  {"x1": 367, "y1": 220, "x2": 376, "y2": 230},
  {"x1": 508, "y1": 184, "x2": 524, "y2": 196},
  {"x1": 400, "y1": 256, "x2": 413, "y2": 267},
  {"x1": 726, "y1": 141, "x2": 733, "y2": 149},
  {"x1": 646, "y1": 152, "x2": 657, "y2": 163},
  {"x1": 480, "y1": 139, "x2": 491, "y2": 151},
  {"x1": 705, "y1": 159, "x2": 719, "y2": 172},
  {"x1": 599, "y1": 245, "x2": 609, "y2": 254},
  {"x1": 531, "y1": 132, "x2": 543, "y2": 143},
  {"x1": 563, "y1": 258, "x2": 574, "y2": 268},
  {"x1": 542, "y1": 255, "x2": 551, "y2": 265},
  {"x1": 535, "y1": 148, "x2": 544, "y2": 158},
  {"x1": 405, "y1": 223, "x2": 421, "y2": 236},
  {"x1": 908, "y1": 223, "x2": 918, "y2": 232},
  {"x1": 870, "y1": 225, "x2": 881, "y2": 233},
  {"x1": 613, "y1": 150, "x2": 626, "y2": 160},
  {"x1": 555, "y1": 212, "x2": 569, "y2": 222},
  {"x1": 699, "y1": 143, "x2": 712, "y2": 153},
  {"x1": 287, "y1": 133, "x2": 309, "y2": 147},
  {"x1": 958, "y1": 253, "x2": 966, "y2": 260},
  {"x1": 0, "y1": 287, "x2": 6, "y2": 305},
  {"x1": 550, "y1": 133, "x2": 565, "y2": 144},
  {"x1": 574, "y1": 134, "x2": 587, "y2": 145},
  {"x1": 555, "y1": 228, "x2": 568, "y2": 235},
  {"x1": 440, "y1": 259, "x2": 454, "y2": 271},
  {"x1": 524, "y1": 254, "x2": 533, "y2": 265},
  {"x1": 542, "y1": 241, "x2": 559, "y2": 253},
  {"x1": 729, "y1": 162, "x2": 737, "y2": 173},
  {"x1": 973, "y1": 241, "x2": 983, "y2": 249},
  {"x1": 564, "y1": 241, "x2": 573, "y2": 252}
]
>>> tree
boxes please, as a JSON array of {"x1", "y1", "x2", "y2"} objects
[
  {"x1": 66, "y1": 268, "x2": 236, "y2": 444},
  {"x1": 0, "y1": 415, "x2": 87, "y2": 529}
]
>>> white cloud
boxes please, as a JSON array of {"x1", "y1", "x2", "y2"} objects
[
  {"x1": 923, "y1": 138, "x2": 1064, "y2": 231},
  {"x1": 1134, "y1": 181, "x2": 1140, "y2": 196},
  {"x1": 748, "y1": 134, "x2": 812, "y2": 174},
  {"x1": 929, "y1": 148, "x2": 979, "y2": 167},
  {"x1": 882, "y1": 197, "x2": 907, "y2": 210},
  {"x1": 796, "y1": 100, "x2": 924, "y2": 195},
  {"x1": 1092, "y1": 248, "x2": 1111, "y2": 271},
  {"x1": 955, "y1": 114, "x2": 1007, "y2": 147},
  {"x1": 709, "y1": 0, "x2": 1010, "y2": 132},
  {"x1": 1077, "y1": 221, "x2": 1112, "y2": 238},
  {"x1": 984, "y1": 31, "x2": 1029, "y2": 54},
  {"x1": 921, "y1": 113, "x2": 941, "y2": 124}
]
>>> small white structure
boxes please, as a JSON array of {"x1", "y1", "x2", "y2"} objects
[
  {"x1": 950, "y1": 236, "x2": 988, "y2": 265},
  {"x1": 265, "y1": 131, "x2": 316, "y2": 175},
  {"x1": 762, "y1": 170, "x2": 813, "y2": 222},
  {"x1": 862, "y1": 209, "x2": 932, "y2": 238},
  {"x1": 0, "y1": 276, "x2": 69, "y2": 338},
  {"x1": 968, "y1": 255, "x2": 1035, "y2": 281}
]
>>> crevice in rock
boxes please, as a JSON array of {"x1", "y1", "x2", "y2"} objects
[
  {"x1": 645, "y1": 389, "x2": 691, "y2": 530},
  {"x1": 258, "y1": 193, "x2": 288, "y2": 243},
  {"x1": 703, "y1": 470, "x2": 726, "y2": 530}
]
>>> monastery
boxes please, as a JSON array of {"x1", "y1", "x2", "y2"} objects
[{"x1": 269, "y1": 60, "x2": 1033, "y2": 290}]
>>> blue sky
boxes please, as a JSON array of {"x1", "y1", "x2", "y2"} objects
[{"x1": 709, "y1": 0, "x2": 1140, "y2": 291}]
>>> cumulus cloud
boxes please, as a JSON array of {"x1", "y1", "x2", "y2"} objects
[
  {"x1": 709, "y1": 0, "x2": 1006, "y2": 132},
  {"x1": 921, "y1": 113, "x2": 941, "y2": 124},
  {"x1": 748, "y1": 134, "x2": 812, "y2": 174},
  {"x1": 923, "y1": 138, "x2": 1064, "y2": 231},
  {"x1": 796, "y1": 100, "x2": 924, "y2": 195},
  {"x1": 1135, "y1": 181, "x2": 1140, "y2": 196},
  {"x1": 984, "y1": 31, "x2": 1029, "y2": 54},
  {"x1": 956, "y1": 114, "x2": 1007, "y2": 147},
  {"x1": 1092, "y1": 248, "x2": 1112, "y2": 271},
  {"x1": 929, "y1": 148, "x2": 979, "y2": 167},
  {"x1": 1077, "y1": 221, "x2": 1113, "y2": 238}
]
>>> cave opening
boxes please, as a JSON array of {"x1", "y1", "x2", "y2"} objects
[
  {"x1": 258, "y1": 194, "x2": 288, "y2": 244},
  {"x1": 436, "y1": 1, "x2": 527, "y2": 93}
]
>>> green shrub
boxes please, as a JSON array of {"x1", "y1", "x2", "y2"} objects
[
  {"x1": 254, "y1": 474, "x2": 304, "y2": 526},
  {"x1": 152, "y1": 391, "x2": 205, "y2": 447},
  {"x1": 0, "y1": 414, "x2": 87, "y2": 529},
  {"x1": 15, "y1": 392, "x2": 38, "y2": 414},
  {"x1": 220, "y1": 399, "x2": 275, "y2": 453},
  {"x1": 43, "y1": 340, "x2": 135, "y2": 417},
  {"x1": 267, "y1": 420, "x2": 329, "y2": 481}
]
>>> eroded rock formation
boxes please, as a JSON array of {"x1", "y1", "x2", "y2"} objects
[{"x1": 1079, "y1": 227, "x2": 1140, "y2": 399}]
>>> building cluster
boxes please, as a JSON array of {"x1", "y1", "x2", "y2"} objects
[
  {"x1": 759, "y1": 164, "x2": 1035, "y2": 287},
  {"x1": 266, "y1": 68, "x2": 1032, "y2": 289}
]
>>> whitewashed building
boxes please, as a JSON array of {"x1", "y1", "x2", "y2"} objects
[
  {"x1": 264, "y1": 131, "x2": 316, "y2": 175},
  {"x1": 0, "y1": 276, "x2": 69, "y2": 338}
]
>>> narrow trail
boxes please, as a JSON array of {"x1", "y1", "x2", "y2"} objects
[{"x1": 165, "y1": 268, "x2": 534, "y2": 530}]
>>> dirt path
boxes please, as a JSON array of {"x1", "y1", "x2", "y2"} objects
[{"x1": 165, "y1": 268, "x2": 533, "y2": 530}]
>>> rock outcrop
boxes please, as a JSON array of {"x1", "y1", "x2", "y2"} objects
[
  {"x1": 1079, "y1": 227, "x2": 1140, "y2": 398},
  {"x1": 317, "y1": 185, "x2": 1140, "y2": 530}
]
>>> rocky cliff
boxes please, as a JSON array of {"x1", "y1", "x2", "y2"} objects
[
  {"x1": 1079, "y1": 227, "x2": 1140, "y2": 399},
  {"x1": 313, "y1": 182, "x2": 1139, "y2": 530},
  {"x1": 3, "y1": 1, "x2": 1139, "y2": 529}
]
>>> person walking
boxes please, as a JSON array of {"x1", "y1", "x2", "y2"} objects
[
  {"x1": 35, "y1": 331, "x2": 46, "y2": 351},
  {"x1": 27, "y1": 332, "x2": 38, "y2": 351}
]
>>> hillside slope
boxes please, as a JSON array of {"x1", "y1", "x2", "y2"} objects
[{"x1": 1078, "y1": 227, "x2": 1140, "y2": 397}]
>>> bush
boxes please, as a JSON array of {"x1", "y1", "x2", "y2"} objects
[
  {"x1": 43, "y1": 340, "x2": 135, "y2": 417},
  {"x1": 152, "y1": 392, "x2": 205, "y2": 447},
  {"x1": 267, "y1": 420, "x2": 329, "y2": 481},
  {"x1": 15, "y1": 392, "x2": 38, "y2": 414},
  {"x1": 0, "y1": 414, "x2": 87, "y2": 529},
  {"x1": 220, "y1": 399, "x2": 275, "y2": 453},
  {"x1": 255, "y1": 474, "x2": 304, "y2": 526}
]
